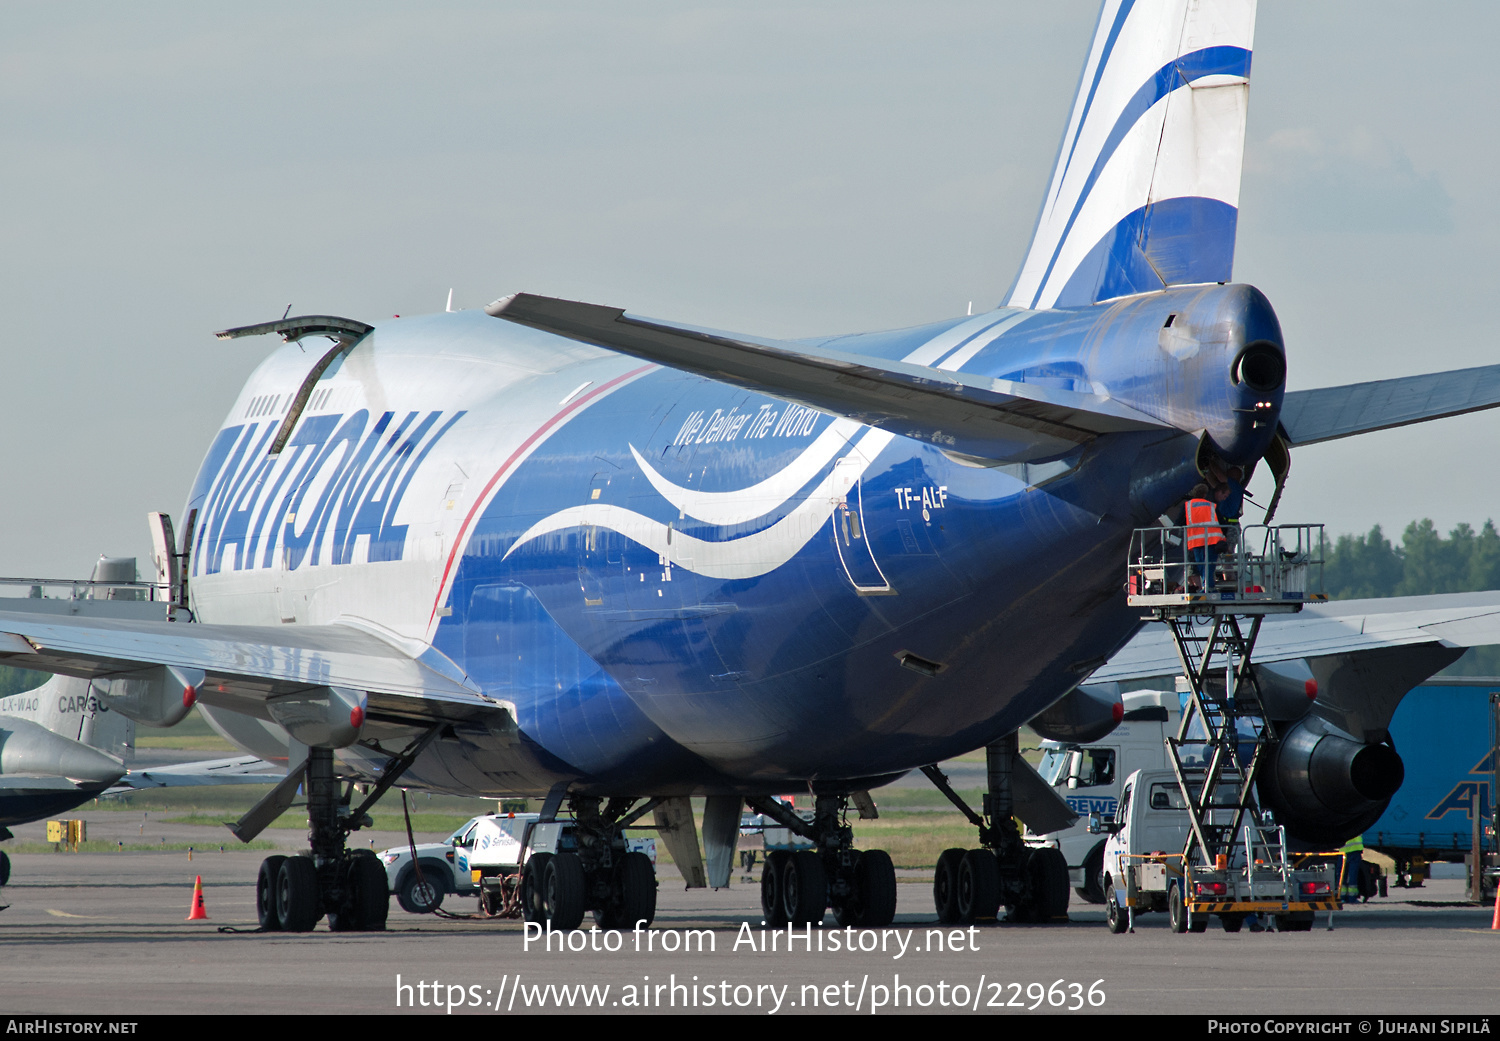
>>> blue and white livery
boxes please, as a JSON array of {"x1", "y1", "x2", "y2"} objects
[
  {"x1": 1009, "y1": 0, "x2": 1254, "y2": 309},
  {"x1": 3, "y1": 0, "x2": 1500, "y2": 930}
]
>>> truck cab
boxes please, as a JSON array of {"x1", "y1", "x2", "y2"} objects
[{"x1": 1025, "y1": 689, "x2": 1180, "y2": 902}]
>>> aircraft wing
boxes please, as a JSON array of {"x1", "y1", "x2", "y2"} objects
[
  {"x1": 488, "y1": 292, "x2": 1169, "y2": 463},
  {"x1": 1092, "y1": 590, "x2": 1500, "y2": 682},
  {"x1": 1280, "y1": 364, "x2": 1500, "y2": 446},
  {"x1": 0, "y1": 607, "x2": 493, "y2": 730},
  {"x1": 110, "y1": 755, "x2": 282, "y2": 791}
]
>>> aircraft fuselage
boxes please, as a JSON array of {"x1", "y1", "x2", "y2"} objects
[{"x1": 186, "y1": 282, "x2": 1283, "y2": 795}]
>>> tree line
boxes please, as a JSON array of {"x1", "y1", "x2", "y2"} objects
[
  {"x1": 1323, "y1": 519, "x2": 1500, "y2": 675},
  {"x1": 4, "y1": 518, "x2": 1499, "y2": 699}
]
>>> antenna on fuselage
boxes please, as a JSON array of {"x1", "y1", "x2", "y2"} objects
[
  {"x1": 967, "y1": 302, "x2": 973, "y2": 316},
  {"x1": 446, "y1": 288, "x2": 455, "y2": 312}
]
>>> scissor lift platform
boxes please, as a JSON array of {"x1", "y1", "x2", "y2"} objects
[
  {"x1": 1127, "y1": 523, "x2": 1326, "y2": 612},
  {"x1": 1121, "y1": 523, "x2": 1340, "y2": 929}
]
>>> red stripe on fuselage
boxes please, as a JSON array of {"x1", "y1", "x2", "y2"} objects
[{"x1": 427, "y1": 363, "x2": 656, "y2": 630}]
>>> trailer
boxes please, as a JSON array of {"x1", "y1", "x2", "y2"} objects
[{"x1": 1366, "y1": 680, "x2": 1498, "y2": 901}]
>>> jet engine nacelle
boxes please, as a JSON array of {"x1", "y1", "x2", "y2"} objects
[
  {"x1": 1025, "y1": 683, "x2": 1124, "y2": 744},
  {"x1": 1257, "y1": 714, "x2": 1405, "y2": 848},
  {"x1": 0, "y1": 717, "x2": 125, "y2": 785}
]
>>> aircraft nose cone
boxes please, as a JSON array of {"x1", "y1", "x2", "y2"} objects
[{"x1": 0, "y1": 718, "x2": 126, "y2": 785}]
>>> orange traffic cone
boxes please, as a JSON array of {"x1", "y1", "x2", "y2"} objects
[
  {"x1": 1490, "y1": 882, "x2": 1499, "y2": 931},
  {"x1": 186, "y1": 875, "x2": 209, "y2": 921}
]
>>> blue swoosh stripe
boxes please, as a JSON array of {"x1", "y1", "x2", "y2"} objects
[
  {"x1": 1051, "y1": 196, "x2": 1238, "y2": 308},
  {"x1": 1056, "y1": 0, "x2": 1137, "y2": 196},
  {"x1": 1030, "y1": 44, "x2": 1252, "y2": 309}
]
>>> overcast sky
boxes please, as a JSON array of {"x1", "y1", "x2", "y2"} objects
[{"x1": 2, "y1": 2, "x2": 1496, "y2": 578}]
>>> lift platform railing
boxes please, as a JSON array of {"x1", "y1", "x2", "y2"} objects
[
  {"x1": 0, "y1": 575, "x2": 171, "y2": 603},
  {"x1": 1126, "y1": 523, "x2": 1327, "y2": 608}
]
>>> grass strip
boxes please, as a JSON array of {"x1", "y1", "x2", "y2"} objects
[{"x1": 4, "y1": 840, "x2": 276, "y2": 854}]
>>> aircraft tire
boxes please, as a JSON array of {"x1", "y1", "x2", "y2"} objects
[
  {"x1": 1026, "y1": 847, "x2": 1071, "y2": 921},
  {"x1": 398, "y1": 870, "x2": 445, "y2": 915},
  {"x1": 257, "y1": 855, "x2": 286, "y2": 931},
  {"x1": 350, "y1": 851, "x2": 389, "y2": 932},
  {"x1": 543, "y1": 852, "x2": 586, "y2": 931},
  {"x1": 594, "y1": 851, "x2": 656, "y2": 930},
  {"x1": 831, "y1": 849, "x2": 862, "y2": 927},
  {"x1": 1104, "y1": 881, "x2": 1128, "y2": 934},
  {"x1": 1167, "y1": 884, "x2": 1188, "y2": 934},
  {"x1": 852, "y1": 849, "x2": 897, "y2": 927},
  {"x1": 761, "y1": 850, "x2": 791, "y2": 928},
  {"x1": 933, "y1": 847, "x2": 966, "y2": 923},
  {"x1": 783, "y1": 850, "x2": 827, "y2": 926},
  {"x1": 522, "y1": 854, "x2": 552, "y2": 924},
  {"x1": 0, "y1": 850, "x2": 10, "y2": 887},
  {"x1": 1076, "y1": 842, "x2": 1106, "y2": 904},
  {"x1": 957, "y1": 849, "x2": 1000, "y2": 922},
  {"x1": 278, "y1": 855, "x2": 321, "y2": 932},
  {"x1": 619, "y1": 851, "x2": 657, "y2": 929}
]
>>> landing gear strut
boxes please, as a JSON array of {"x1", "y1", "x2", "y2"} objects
[
  {"x1": 254, "y1": 727, "x2": 439, "y2": 933},
  {"x1": 521, "y1": 795, "x2": 659, "y2": 931},
  {"x1": 745, "y1": 793, "x2": 897, "y2": 928},
  {"x1": 924, "y1": 734, "x2": 1069, "y2": 924}
]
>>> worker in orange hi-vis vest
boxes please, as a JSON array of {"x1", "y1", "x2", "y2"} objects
[{"x1": 1184, "y1": 484, "x2": 1226, "y2": 590}]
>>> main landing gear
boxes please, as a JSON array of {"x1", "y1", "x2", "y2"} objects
[
  {"x1": 253, "y1": 728, "x2": 439, "y2": 933},
  {"x1": 254, "y1": 748, "x2": 388, "y2": 932},
  {"x1": 521, "y1": 796, "x2": 660, "y2": 931},
  {"x1": 924, "y1": 734, "x2": 1070, "y2": 925},
  {"x1": 745, "y1": 793, "x2": 898, "y2": 928}
]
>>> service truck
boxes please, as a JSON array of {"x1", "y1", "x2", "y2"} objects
[
  {"x1": 1024, "y1": 689, "x2": 1180, "y2": 902},
  {"x1": 1029, "y1": 678, "x2": 1499, "y2": 906},
  {"x1": 1095, "y1": 769, "x2": 1340, "y2": 933},
  {"x1": 379, "y1": 813, "x2": 655, "y2": 917}
]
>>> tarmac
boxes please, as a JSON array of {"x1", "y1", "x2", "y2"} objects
[{"x1": 0, "y1": 838, "x2": 1495, "y2": 1016}]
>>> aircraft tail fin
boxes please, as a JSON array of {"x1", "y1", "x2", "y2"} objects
[
  {"x1": 1007, "y1": 0, "x2": 1256, "y2": 311},
  {"x1": 0, "y1": 674, "x2": 134, "y2": 763}
]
